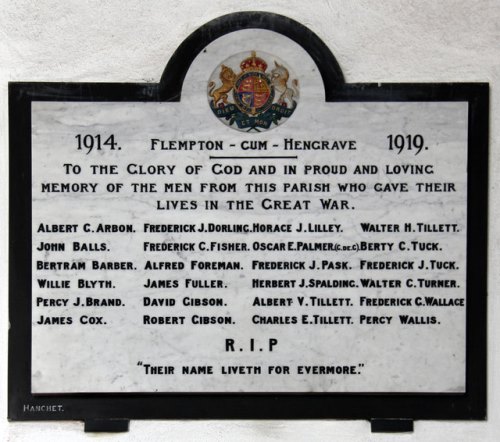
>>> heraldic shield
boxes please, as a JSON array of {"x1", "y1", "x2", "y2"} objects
[{"x1": 207, "y1": 51, "x2": 299, "y2": 132}]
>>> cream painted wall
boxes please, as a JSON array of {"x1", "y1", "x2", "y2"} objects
[{"x1": 1, "y1": 1, "x2": 499, "y2": 440}]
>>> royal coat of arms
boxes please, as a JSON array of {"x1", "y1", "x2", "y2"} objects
[{"x1": 207, "y1": 51, "x2": 299, "y2": 132}]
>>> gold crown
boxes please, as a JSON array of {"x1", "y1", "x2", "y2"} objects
[{"x1": 240, "y1": 51, "x2": 267, "y2": 72}]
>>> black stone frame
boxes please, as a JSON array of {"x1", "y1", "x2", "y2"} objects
[{"x1": 8, "y1": 12, "x2": 488, "y2": 423}]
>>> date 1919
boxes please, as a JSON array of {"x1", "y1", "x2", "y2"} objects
[{"x1": 387, "y1": 133, "x2": 427, "y2": 155}]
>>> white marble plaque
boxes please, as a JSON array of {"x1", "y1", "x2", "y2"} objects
[{"x1": 31, "y1": 97, "x2": 468, "y2": 394}]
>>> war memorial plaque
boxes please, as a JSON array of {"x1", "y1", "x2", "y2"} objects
[{"x1": 9, "y1": 12, "x2": 487, "y2": 430}]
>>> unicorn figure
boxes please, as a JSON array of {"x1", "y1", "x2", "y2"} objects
[{"x1": 270, "y1": 61, "x2": 299, "y2": 107}]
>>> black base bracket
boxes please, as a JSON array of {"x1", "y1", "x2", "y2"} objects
[
  {"x1": 84, "y1": 419, "x2": 130, "y2": 433},
  {"x1": 371, "y1": 418, "x2": 414, "y2": 433}
]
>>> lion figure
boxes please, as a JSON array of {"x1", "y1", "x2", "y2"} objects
[{"x1": 208, "y1": 65, "x2": 236, "y2": 106}]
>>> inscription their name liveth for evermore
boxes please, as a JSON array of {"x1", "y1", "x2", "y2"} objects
[{"x1": 30, "y1": 101, "x2": 467, "y2": 394}]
